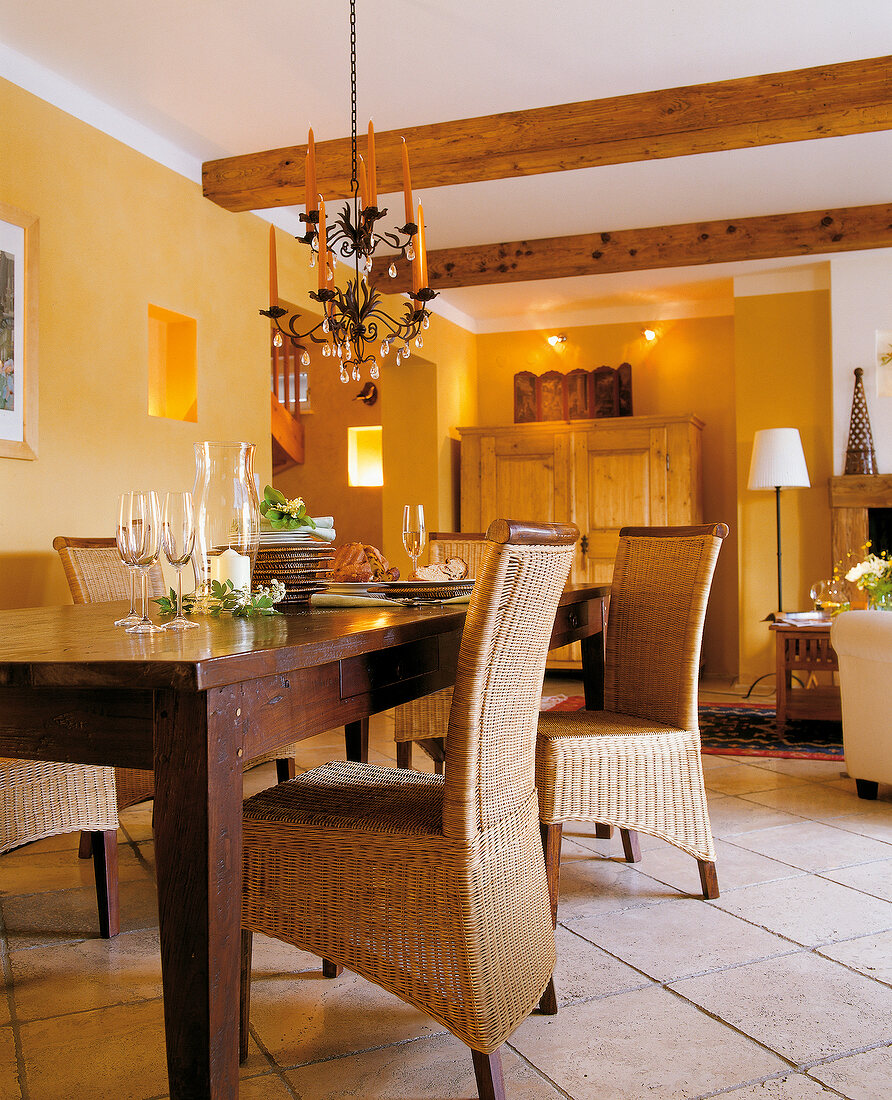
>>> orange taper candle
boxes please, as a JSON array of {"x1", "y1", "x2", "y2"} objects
[
  {"x1": 401, "y1": 138, "x2": 413, "y2": 227},
  {"x1": 417, "y1": 202, "x2": 428, "y2": 291},
  {"x1": 268, "y1": 223, "x2": 278, "y2": 306},
  {"x1": 317, "y1": 198, "x2": 327, "y2": 291},
  {"x1": 305, "y1": 128, "x2": 317, "y2": 215},
  {"x1": 358, "y1": 155, "x2": 368, "y2": 211},
  {"x1": 367, "y1": 121, "x2": 377, "y2": 207}
]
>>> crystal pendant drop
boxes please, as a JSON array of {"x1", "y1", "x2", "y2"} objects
[
  {"x1": 388, "y1": 262, "x2": 397, "y2": 278},
  {"x1": 351, "y1": 364, "x2": 361, "y2": 382},
  {"x1": 364, "y1": 255, "x2": 373, "y2": 275},
  {"x1": 310, "y1": 252, "x2": 317, "y2": 269},
  {"x1": 322, "y1": 344, "x2": 331, "y2": 357},
  {"x1": 336, "y1": 343, "x2": 343, "y2": 358},
  {"x1": 414, "y1": 335, "x2": 423, "y2": 349},
  {"x1": 339, "y1": 365, "x2": 349, "y2": 383},
  {"x1": 370, "y1": 362, "x2": 380, "y2": 379},
  {"x1": 300, "y1": 350, "x2": 311, "y2": 367},
  {"x1": 322, "y1": 318, "x2": 330, "y2": 334},
  {"x1": 272, "y1": 331, "x2": 284, "y2": 348},
  {"x1": 422, "y1": 316, "x2": 430, "y2": 330},
  {"x1": 406, "y1": 243, "x2": 415, "y2": 261},
  {"x1": 402, "y1": 343, "x2": 411, "y2": 358},
  {"x1": 380, "y1": 339, "x2": 390, "y2": 357}
]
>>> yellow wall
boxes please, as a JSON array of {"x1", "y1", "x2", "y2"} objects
[
  {"x1": 734, "y1": 290, "x2": 833, "y2": 681},
  {"x1": 379, "y1": 303, "x2": 477, "y2": 575},
  {"x1": 0, "y1": 77, "x2": 273, "y2": 609},
  {"x1": 0, "y1": 73, "x2": 834, "y2": 688},
  {"x1": 476, "y1": 316, "x2": 740, "y2": 678}
]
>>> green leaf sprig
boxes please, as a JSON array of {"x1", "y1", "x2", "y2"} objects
[
  {"x1": 154, "y1": 579, "x2": 285, "y2": 618},
  {"x1": 259, "y1": 485, "x2": 317, "y2": 531}
]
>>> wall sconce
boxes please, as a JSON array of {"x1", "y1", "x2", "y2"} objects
[
  {"x1": 547, "y1": 333, "x2": 567, "y2": 348},
  {"x1": 347, "y1": 426, "x2": 384, "y2": 487}
]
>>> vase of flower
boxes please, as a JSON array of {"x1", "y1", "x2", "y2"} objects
[
  {"x1": 191, "y1": 441, "x2": 261, "y2": 597},
  {"x1": 844, "y1": 545, "x2": 892, "y2": 611}
]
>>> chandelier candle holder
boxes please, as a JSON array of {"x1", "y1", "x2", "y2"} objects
[{"x1": 261, "y1": 0, "x2": 436, "y2": 384}]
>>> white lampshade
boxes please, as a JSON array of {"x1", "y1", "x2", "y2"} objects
[{"x1": 747, "y1": 428, "x2": 810, "y2": 490}]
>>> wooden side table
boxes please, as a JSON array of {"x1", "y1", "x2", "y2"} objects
[{"x1": 771, "y1": 622, "x2": 841, "y2": 733}]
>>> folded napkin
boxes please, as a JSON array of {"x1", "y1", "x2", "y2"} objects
[
  {"x1": 310, "y1": 592, "x2": 471, "y2": 609},
  {"x1": 260, "y1": 527, "x2": 337, "y2": 543}
]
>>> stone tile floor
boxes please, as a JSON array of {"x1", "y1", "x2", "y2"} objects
[{"x1": 2, "y1": 679, "x2": 891, "y2": 1098}]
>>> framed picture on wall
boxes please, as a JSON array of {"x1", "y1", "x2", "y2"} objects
[{"x1": 0, "y1": 202, "x2": 38, "y2": 461}]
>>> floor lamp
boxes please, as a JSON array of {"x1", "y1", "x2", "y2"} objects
[{"x1": 747, "y1": 427, "x2": 810, "y2": 615}]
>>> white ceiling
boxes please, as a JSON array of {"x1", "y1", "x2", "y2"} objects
[{"x1": 2, "y1": 0, "x2": 890, "y2": 330}]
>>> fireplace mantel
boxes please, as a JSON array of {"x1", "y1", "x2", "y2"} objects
[{"x1": 829, "y1": 474, "x2": 892, "y2": 572}]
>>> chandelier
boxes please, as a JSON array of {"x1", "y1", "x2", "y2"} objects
[{"x1": 261, "y1": 0, "x2": 436, "y2": 383}]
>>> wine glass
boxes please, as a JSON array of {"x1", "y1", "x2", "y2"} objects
[
  {"x1": 161, "y1": 491, "x2": 199, "y2": 631},
  {"x1": 114, "y1": 491, "x2": 142, "y2": 626},
  {"x1": 123, "y1": 490, "x2": 164, "y2": 635},
  {"x1": 402, "y1": 504, "x2": 426, "y2": 578},
  {"x1": 809, "y1": 580, "x2": 827, "y2": 613}
]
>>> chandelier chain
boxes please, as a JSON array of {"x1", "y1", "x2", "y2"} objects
[{"x1": 349, "y1": 0, "x2": 358, "y2": 196}]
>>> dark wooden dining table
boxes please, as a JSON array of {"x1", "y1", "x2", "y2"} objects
[{"x1": 0, "y1": 583, "x2": 608, "y2": 1098}]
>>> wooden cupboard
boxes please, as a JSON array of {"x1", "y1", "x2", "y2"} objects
[{"x1": 458, "y1": 415, "x2": 703, "y2": 664}]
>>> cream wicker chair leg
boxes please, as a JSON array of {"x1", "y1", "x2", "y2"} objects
[{"x1": 239, "y1": 520, "x2": 577, "y2": 1096}]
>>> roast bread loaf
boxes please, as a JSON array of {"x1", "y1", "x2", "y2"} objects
[
  {"x1": 330, "y1": 543, "x2": 399, "y2": 582},
  {"x1": 412, "y1": 557, "x2": 469, "y2": 582}
]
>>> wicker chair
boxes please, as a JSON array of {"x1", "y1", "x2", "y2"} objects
[
  {"x1": 1, "y1": 758, "x2": 121, "y2": 937},
  {"x1": 393, "y1": 532, "x2": 490, "y2": 772},
  {"x1": 240, "y1": 519, "x2": 577, "y2": 1097},
  {"x1": 535, "y1": 523, "x2": 727, "y2": 1011}
]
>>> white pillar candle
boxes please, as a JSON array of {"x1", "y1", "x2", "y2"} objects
[{"x1": 213, "y1": 548, "x2": 251, "y2": 590}]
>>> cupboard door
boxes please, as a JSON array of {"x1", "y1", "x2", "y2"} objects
[
  {"x1": 479, "y1": 431, "x2": 571, "y2": 528},
  {"x1": 574, "y1": 425, "x2": 669, "y2": 584}
]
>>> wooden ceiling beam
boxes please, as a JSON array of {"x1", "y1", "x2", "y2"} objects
[
  {"x1": 379, "y1": 204, "x2": 892, "y2": 293},
  {"x1": 202, "y1": 56, "x2": 892, "y2": 212}
]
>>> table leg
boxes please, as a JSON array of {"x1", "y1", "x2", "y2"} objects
[
  {"x1": 775, "y1": 634, "x2": 788, "y2": 735},
  {"x1": 344, "y1": 717, "x2": 369, "y2": 763},
  {"x1": 580, "y1": 599, "x2": 606, "y2": 710},
  {"x1": 153, "y1": 688, "x2": 243, "y2": 1099}
]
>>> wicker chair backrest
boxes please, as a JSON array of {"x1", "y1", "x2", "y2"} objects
[
  {"x1": 429, "y1": 533, "x2": 491, "y2": 579},
  {"x1": 443, "y1": 519, "x2": 577, "y2": 839},
  {"x1": 53, "y1": 536, "x2": 165, "y2": 604},
  {"x1": 605, "y1": 523, "x2": 727, "y2": 731}
]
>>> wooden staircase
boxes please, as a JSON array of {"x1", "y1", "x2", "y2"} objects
[{"x1": 270, "y1": 333, "x2": 304, "y2": 472}]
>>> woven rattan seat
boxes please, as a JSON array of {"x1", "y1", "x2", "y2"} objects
[
  {"x1": 535, "y1": 523, "x2": 727, "y2": 1013},
  {"x1": 393, "y1": 532, "x2": 489, "y2": 772},
  {"x1": 240, "y1": 519, "x2": 577, "y2": 1097}
]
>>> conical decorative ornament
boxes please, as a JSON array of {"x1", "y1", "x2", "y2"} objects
[{"x1": 844, "y1": 368, "x2": 878, "y2": 475}]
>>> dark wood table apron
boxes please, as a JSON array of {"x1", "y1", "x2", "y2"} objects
[{"x1": 0, "y1": 583, "x2": 607, "y2": 1099}]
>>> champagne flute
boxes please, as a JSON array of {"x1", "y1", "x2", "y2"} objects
[
  {"x1": 124, "y1": 490, "x2": 164, "y2": 635},
  {"x1": 114, "y1": 491, "x2": 142, "y2": 626},
  {"x1": 161, "y1": 491, "x2": 199, "y2": 631},
  {"x1": 402, "y1": 504, "x2": 426, "y2": 578}
]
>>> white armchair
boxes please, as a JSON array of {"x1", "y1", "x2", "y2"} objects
[{"x1": 830, "y1": 610, "x2": 892, "y2": 799}]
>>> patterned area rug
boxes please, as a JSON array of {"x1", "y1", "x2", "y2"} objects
[{"x1": 539, "y1": 696, "x2": 844, "y2": 760}]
